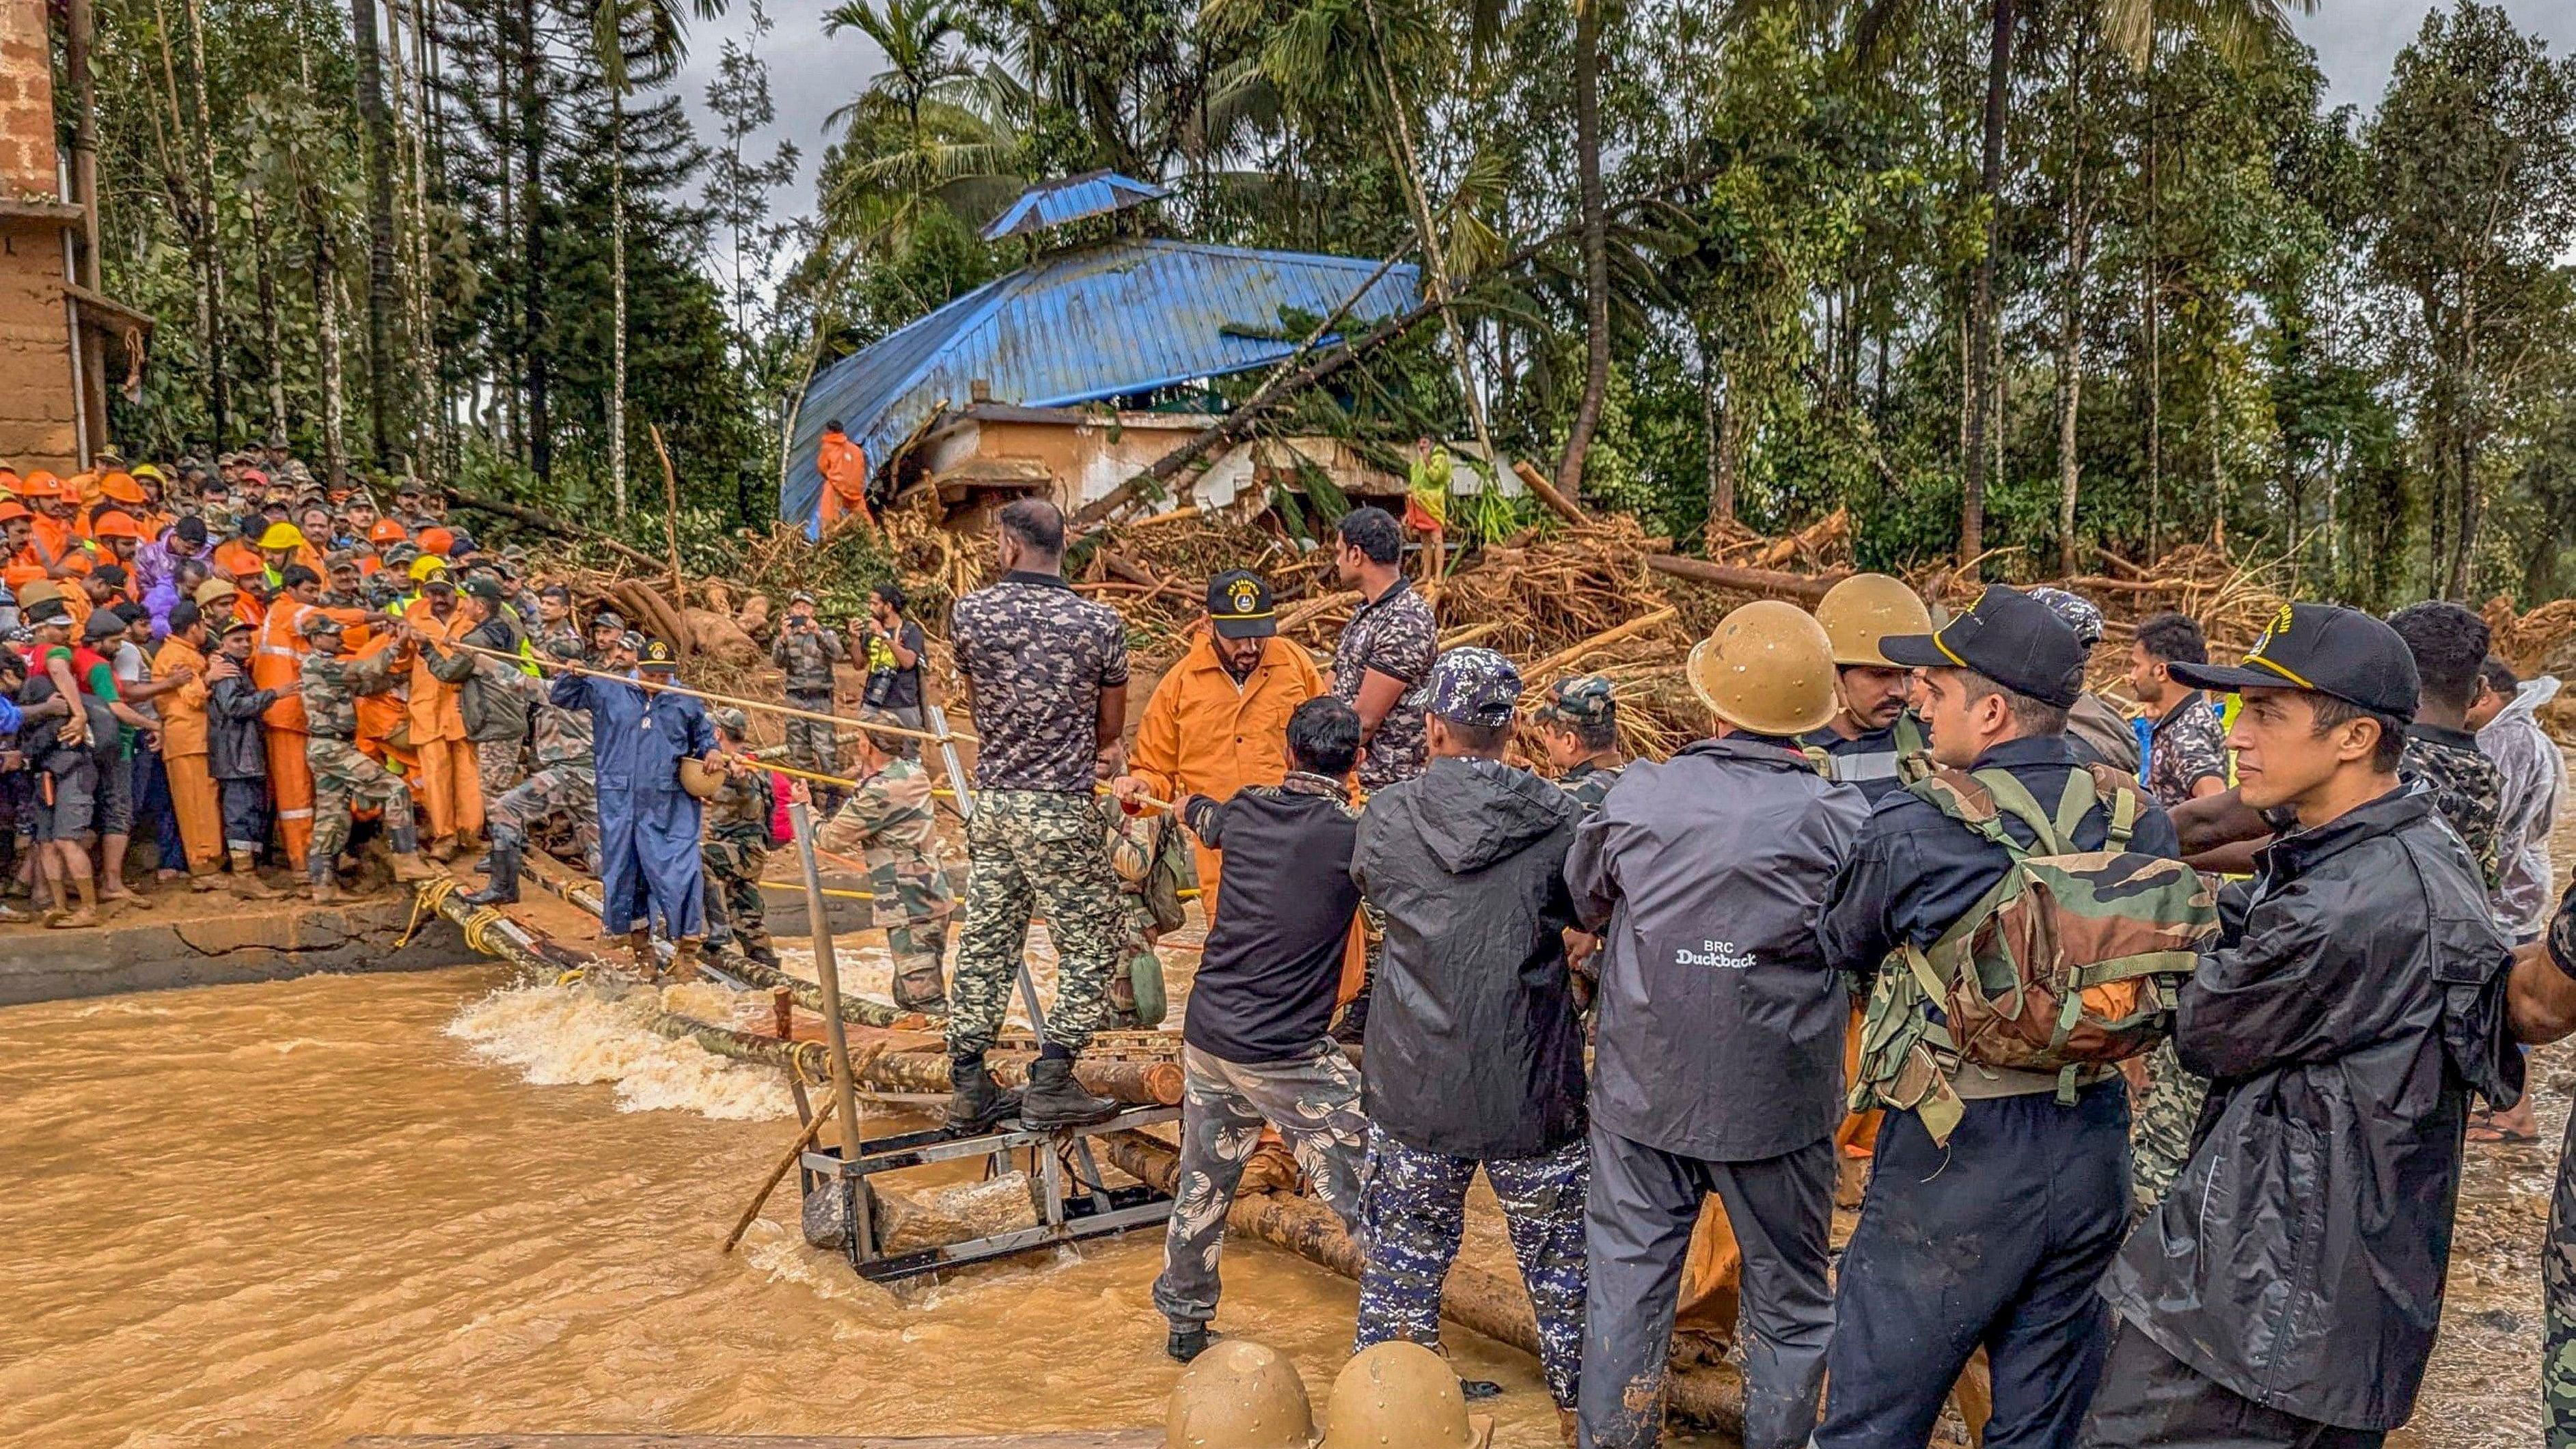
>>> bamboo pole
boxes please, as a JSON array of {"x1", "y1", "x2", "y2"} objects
[
  {"x1": 789, "y1": 799, "x2": 865, "y2": 1166},
  {"x1": 723, "y1": 1092, "x2": 838, "y2": 1252}
]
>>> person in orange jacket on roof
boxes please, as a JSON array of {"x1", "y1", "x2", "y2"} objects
[{"x1": 816, "y1": 418, "x2": 875, "y2": 535}]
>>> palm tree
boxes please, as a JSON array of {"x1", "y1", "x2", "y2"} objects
[
  {"x1": 590, "y1": 0, "x2": 726, "y2": 515},
  {"x1": 817, "y1": 0, "x2": 1022, "y2": 254}
]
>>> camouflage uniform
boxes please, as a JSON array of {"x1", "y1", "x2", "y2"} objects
[
  {"x1": 2143, "y1": 691, "x2": 2230, "y2": 808},
  {"x1": 487, "y1": 627, "x2": 599, "y2": 868},
  {"x1": 1153, "y1": 1042, "x2": 1369, "y2": 1331},
  {"x1": 947, "y1": 573, "x2": 1129, "y2": 1058},
  {"x1": 2402, "y1": 726, "x2": 2504, "y2": 891},
  {"x1": 816, "y1": 753, "x2": 955, "y2": 1008},
  {"x1": 1355, "y1": 1126, "x2": 1591, "y2": 1411},
  {"x1": 1330, "y1": 575, "x2": 1437, "y2": 792},
  {"x1": 301, "y1": 648, "x2": 414, "y2": 864},
  {"x1": 772, "y1": 613, "x2": 847, "y2": 801},
  {"x1": 700, "y1": 764, "x2": 776, "y2": 954}
]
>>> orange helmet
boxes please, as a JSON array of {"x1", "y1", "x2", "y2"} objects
[
  {"x1": 0, "y1": 501, "x2": 30, "y2": 524},
  {"x1": 98, "y1": 471, "x2": 146, "y2": 506},
  {"x1": 417, "y1": 526, "x2": 454, "y2": 557},
  {"x1": 90, "y1": 510, "x2": 143, "y2": 541},
  {"x1": 18, "y1": 471, "x2": 60, "y2": 499},
  {"x1": 369, "y1": 519, "x2": 407, "y2": 545}
]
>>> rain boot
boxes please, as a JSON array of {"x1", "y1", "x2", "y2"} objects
[
  {"x1": 460, "y1": 833, "x2": 523, "y2": 907},
  {"x1": 228, "y1": 849, "x2": 283, "y2": 900},
  {"x1": 308, "y1": 862, "x2": 340, "y2": 905},
  {"x1": 668, "y1": 936, "x2": 704, "y2": 982},
  {"x1": 1018, "y1": 1053, "x2": 1119, "y2": 1130},
  {"x1": 944, "y1": 1053, "x2": 1024, "y2": 1133},
  {"x1": 387, "y1": 826, "x2": 439, "y2": 883}
]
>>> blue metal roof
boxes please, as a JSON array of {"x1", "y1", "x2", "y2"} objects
[
  {"x1": 979, "y1": 170, "x2": 1171, "y2": 240},
  {"x1": 782, "y1": 238, "x2": 1420, "y2": 528}
]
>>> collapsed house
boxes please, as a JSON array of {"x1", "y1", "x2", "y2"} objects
[{"x1": 780, "y1": 174, "x2": 1513, "y2": 529}]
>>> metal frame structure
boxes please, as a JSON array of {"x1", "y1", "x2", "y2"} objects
[{"x1": 801, "y1": 1105, "x2": 1180, "y2": 1283}]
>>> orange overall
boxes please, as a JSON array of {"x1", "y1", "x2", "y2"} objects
[{"x1": 405, "y1": 609, "x2": 483, "y2": 843}]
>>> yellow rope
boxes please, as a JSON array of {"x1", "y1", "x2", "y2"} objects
[
  {"x1": 458, "y1": 905, "x2": 510, "y2": 956},
  {"x1": 395, "y1": 876, "x2": 462, "y2": 949},
  {"x1": 760, "y1": 879, "x2": 877, "y2": 901},
  {"x1": 556, "y1": 967, "x2": 588, "y2": 987}
]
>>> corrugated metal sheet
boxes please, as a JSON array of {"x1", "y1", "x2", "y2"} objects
[
  {"x1": 782, "y1": 239, "x2": 1420, "y2": 528},
  {"x1": 978, "y1": 170, "x2": 1171, "y2": 240}
]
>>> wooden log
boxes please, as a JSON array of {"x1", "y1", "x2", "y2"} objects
[
  {"x1": 728, "y1": 951, "x2": 912, "y2": 1030},
  {"x1": 1522, "y1": 605, "x2": 1678, "y2": 680},
  {"x1": 1097, "y1": 1131, "x2": 1745, "y2": 1435},
  {"x1": 444, "y1": 488, "x2": 670, "y2": 575},
  {"x1": 1643, "y1": 554, "x2": 1847, "y2": 605},
  {"x1": 1510, "y1": 458, "x2": 1590, "y2": 525},
  {"x1": 1275, "y1": 590, "x2": 1359, "y2": 635},
  {"x1": 863, "y1": 1049, "x2": 1182, "y2": 1108}
]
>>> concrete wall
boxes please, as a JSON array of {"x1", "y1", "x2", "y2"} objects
[
  {"x1": 0, "y1": 898, "x2": 471, "y2": 1006},
  {"x1": 0, "y1": 0, "x2": 78, "y2": 475}
]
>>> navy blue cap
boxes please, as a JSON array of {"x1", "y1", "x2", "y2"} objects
[{"x1": 1879, "y1": 585, "x2": 2085, "y2": 708}]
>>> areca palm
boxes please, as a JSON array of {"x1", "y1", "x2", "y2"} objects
[
  {"x1": 590, "y1": 0, "x2": 726, "y2": 514},
  {"x1": 1850, "y1": 0, "x2": 2314, "y2": 570}
]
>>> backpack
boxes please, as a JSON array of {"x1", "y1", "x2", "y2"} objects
[{"x1": 1851, "y1": 762, "x2": 2219, "y2": 1146}]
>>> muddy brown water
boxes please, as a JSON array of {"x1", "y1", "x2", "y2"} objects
[
  {"x1": 0, "y1": 963, "x2": 1641, "y2": 1448},
  {"x1": 9, "y1": 812, "x2": 2568, "y2": 1449}
]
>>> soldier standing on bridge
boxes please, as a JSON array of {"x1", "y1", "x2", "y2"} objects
[{"x1": 814, "y1": 708, "x2": 955, "y2": 1014}]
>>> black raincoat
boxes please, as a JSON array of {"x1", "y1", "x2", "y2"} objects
[
  {"x1": 1351, "y1": 754, "x2": 1587, "y2": 1159},
  {"x1": 2100, "y1": 785, "x2": 2523, "y2": 1431}
]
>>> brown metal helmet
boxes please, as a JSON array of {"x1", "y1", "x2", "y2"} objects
[
  {"x1": 1165, "y1": 1339, "x2": 1317, "y2": 1449},
  {"x1": 1686, "y1": 599, "x2": 1839, "y2": 737},
  {"x1": 1319, "y1": 1342, "x2": 1494, "y2": 1449},
  {"x1": 1813, "y1": 572, "x2": 1934, "y2": 668}
]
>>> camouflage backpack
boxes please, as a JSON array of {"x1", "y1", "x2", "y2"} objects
[{"x1": 1851, "y1": 763, "x2": 2218, "y2": 1145}]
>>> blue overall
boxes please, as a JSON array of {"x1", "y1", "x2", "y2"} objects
[{"x1": 551, "y1": 672, "x2": 717, "y2": 940}]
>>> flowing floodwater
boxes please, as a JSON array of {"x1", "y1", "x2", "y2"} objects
[{"x1": 0, "y1": 964, "x2": 1628, "y2": 1448}]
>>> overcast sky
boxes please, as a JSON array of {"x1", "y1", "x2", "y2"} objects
[{"x1": 672, "y1": 0, "x2": 2576, "y2": 238}]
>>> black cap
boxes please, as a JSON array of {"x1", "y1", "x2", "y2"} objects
[
  {"x1": 1880, "y1": 584, "x2": 2085, "y2": 708},
  {"x1": 459, "y1": 576, "x2": 504, "y2": 602},
  {"x1": 639, "y1": 637, "x2": 678, "y2": 670},
  {"x1": 2167, "y1": 603, "x2": 2420, "y2": 721},
  {"x1": 1205, "y1": 570, "x2": 1276, "y2": 639}
]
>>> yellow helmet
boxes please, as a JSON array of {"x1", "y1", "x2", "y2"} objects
[
  {"x1": 1319, "y1": 1342, "x2": 1492, "y2": 1449},
  {"x1": 1686, "y1": 599, "x2": 1839, "y2": 736},
  {"x1": 1813, "y1": 573, "x2": 1932, "y2": 669},
  {"x1": 256, "y1": 521, "x2": 307, "y2": 552},
  {"x1": 1166, "y1": 1340, "x2": 1316, "y2": 1449},
  {"x1": 409, "y1": 553, "x2": 450, "y2": 583}
]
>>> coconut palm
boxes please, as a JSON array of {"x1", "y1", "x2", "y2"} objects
[{"x1": 817, "y1": 0, "x2": 1022, "y2": 253}]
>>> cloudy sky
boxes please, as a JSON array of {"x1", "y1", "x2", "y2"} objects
[{"x1": 672, "y1": 0, "x2": 2576, "y2": 232}]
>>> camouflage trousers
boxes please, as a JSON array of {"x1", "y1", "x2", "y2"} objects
[
  {"x1": 948, "y1": 788, "x2": 1125, "y2": 1058},
  {"x1": 1153, "y1": 1042, "x2": 1369, "y2": 1331},
  {"x1": 2128, "y1": 1038, "x2": 2208, "y2": 1215},
  {"x1": 488, "y1": 762, "x2": 600, "y2": 864},
  {"x1": 476, "y1": 736, "x2": 525, "y2": 799},
  {"x1": 866, "y1": 847, "x2": 953, "y2": 1003},
  {"x1": 1356, "y1": 1125, "x2": 1591, "y2": 1410},
  {"x1": 2549, "y1": 1105, "x2": 2576, "y2": 1447},
  {"x1": 307, "y1": 736, "x2": 414, "y2": 865},
  {"x1": 701, "y1": 828, "x2": 771, "y2": 949},
  {"x1": 784, "y1": 691, "x2": 841, "y2": 803}
]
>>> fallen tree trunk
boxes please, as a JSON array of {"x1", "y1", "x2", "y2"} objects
[
  {"x1": 1510, "y1": 459, "x2": 1591, "y2": 525},
  {"x1": 1644, "y1": 554, "x2": 1848, "y2": 605},
  {"x1": 1524, "y1": 605, "x2": 1677, "y2": 679},
  {"x1": 728, "y1": 950, "x2": 915, "y2": 1030},
  {"x1": 1099, "y1": 1131, "x2": 1745, "y2": 1435},
  {"x1": 447, "y1": 487, "x2": 670, "y2": 575},
  {"x1": 864, "y1": 1050, "x2": 1183, "y2": 1107}
]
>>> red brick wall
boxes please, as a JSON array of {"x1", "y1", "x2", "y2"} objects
[{"x1": 0, "y1": 0, "x2": 77, "y2": 473}]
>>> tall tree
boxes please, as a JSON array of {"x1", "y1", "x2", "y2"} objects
[{"x1": 353, "y1": 0, "x2": 402, "y2": 463}]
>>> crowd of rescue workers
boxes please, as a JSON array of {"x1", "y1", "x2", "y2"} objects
[{"x1": 10, "y1": 446, "x2": 2576, "y2": 1449}]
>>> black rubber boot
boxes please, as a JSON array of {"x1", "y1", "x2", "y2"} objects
[
  {"x1": 944, "y1": 1055, "x2": 1023, "y2": 1133},
  {"x1": 1166, "y1": 1325, "x2": 1214, "y2": 1364},
  {"x1": 1018, "y1": 1055, "x2": 1119, "y2": 1130},
  {"x1": 461, "y1": 836, "x2": 523, "y2": 906}
]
